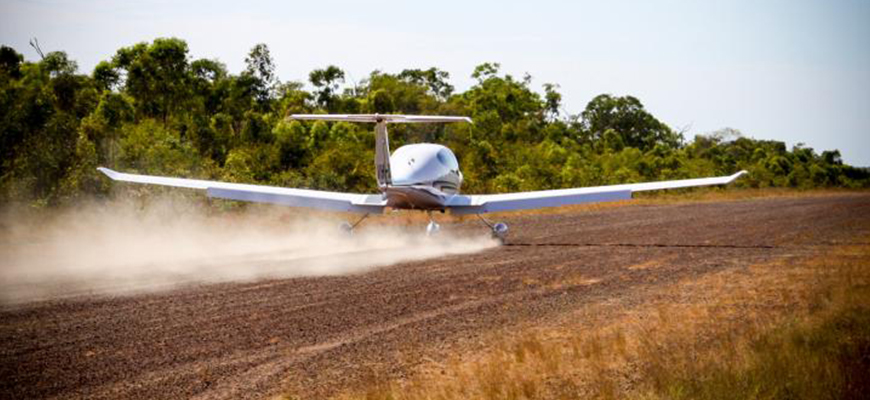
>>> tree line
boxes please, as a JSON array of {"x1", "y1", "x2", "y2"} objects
[{"x1": 1, "y1": 38, "x2": 867, "y2": 207}]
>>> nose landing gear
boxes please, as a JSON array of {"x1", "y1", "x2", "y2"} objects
[
  {"x1": 426, "y1": 220, "x2": 441, "y2": 236},
  {"x1": 426, "y1": 211, "x2": 441, "y2": 236}
]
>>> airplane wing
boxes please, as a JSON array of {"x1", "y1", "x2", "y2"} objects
[
  {"x1": 447, "y1": 171, "x2": 748, "y2": 215},
  {"x1": 97, "y1": 168, "x2": 386, "y2": 214}
]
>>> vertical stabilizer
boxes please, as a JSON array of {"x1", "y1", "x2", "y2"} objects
[{"x1": 375, "y1": 121, "x2": 392, "y2": 188}]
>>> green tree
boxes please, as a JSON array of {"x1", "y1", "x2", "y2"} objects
[
  {"x1": 112, "y1": 38, "x2": 193, "y2": 123},
  {"x1": 243, "y1": 43, "x2": 277, "y2": 107},
  {"x1": 543, "y1": 83, "x2": 562, "y2": 120},
  {"x1": 398, "y1": 67, "x2": 454, "y2": 99},
  {"x1": 581, "y1": 94, "x2": 682, "y2": 151},
  {"x1": 0, "y1": 45, "x2": 24, "y2": 79},
  {"x1": 309, "y1": 65, "x2": 344, "y2": 111},
  {"x1": 42, "y1": 51, "x2": 78, "y2": 76}
]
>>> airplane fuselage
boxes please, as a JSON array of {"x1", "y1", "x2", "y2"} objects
[{"x1": 382, "y1": 143, "x2": 462, "y2": 211}]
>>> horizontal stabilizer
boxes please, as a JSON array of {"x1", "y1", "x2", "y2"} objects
[{"x1": 289, "y1": 114, "x2": 472, "y2": 124}]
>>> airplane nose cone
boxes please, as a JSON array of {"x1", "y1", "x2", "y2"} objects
[{"x1": 426, "y1": 221, "x2": 441, "y2": 236}]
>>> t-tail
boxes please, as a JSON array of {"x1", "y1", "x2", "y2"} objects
[
  {"x1": 288, "y1": 114, "x2": 472, "y2": 190},
  {"x1": 374, "y1": 120, "x2": 391, "y2": 187}
]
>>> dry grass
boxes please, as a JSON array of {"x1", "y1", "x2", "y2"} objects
[{"x1": 333, "y1": 238, "x2": 870, "y2": 400}]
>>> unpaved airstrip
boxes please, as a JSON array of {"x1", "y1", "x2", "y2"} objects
[{"x1": 2, "y1": 194, "x2": 868, "y2": 399}]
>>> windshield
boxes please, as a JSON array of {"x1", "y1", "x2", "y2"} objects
[{"x1": 436, "y1": 149, "x2": 459, "y2": 170}]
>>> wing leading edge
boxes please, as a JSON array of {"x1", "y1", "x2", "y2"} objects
[
  {"x1": 96, "y1": 167, "x2": 386, "y2": 214},
  {"x1": 447, "y1": 171, "x2": 748, "y2": 215}
]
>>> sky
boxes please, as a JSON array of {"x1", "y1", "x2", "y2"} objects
[{"x1": 2, "y1": 0, "x2": 868, "y2": 166}]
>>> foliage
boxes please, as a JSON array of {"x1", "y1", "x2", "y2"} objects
[{"x1": 1, "y1": 40, "x2": 867, "y2": 206}]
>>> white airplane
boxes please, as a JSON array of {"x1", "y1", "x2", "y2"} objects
[{"x1": 98, "y1": 114, "x2": 747, "y2": 241}]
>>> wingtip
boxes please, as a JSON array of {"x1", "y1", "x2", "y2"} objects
[
  {"x1": 730, "y1": 170, "x2": 749, "y2": 181},
  {"x1": 96, "y1": 167, "x2": 118, "y2": 179}
]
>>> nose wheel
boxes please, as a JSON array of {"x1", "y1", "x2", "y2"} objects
[
  {"x1": 476, "y1": 214, "x2": 508, "y2": 243},
  {"x1": 426, "y1": 212, "x2": 441, "y2": 236}
]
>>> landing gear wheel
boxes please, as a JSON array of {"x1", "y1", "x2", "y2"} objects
[
  {"x1": 426, "y1": 212, "x2": 441, "y2": 237},
  {"x1": 491, "y1": 222, "x2": 509, "y2": 244},
  {"x1": 476, "y1": 214, "x2": 508, "y2": 245},
  {"x1": 338, "y1": 213, "x2": 370, "y2": 237},
  {"x1": 426, "y1": 220, "x2": 441, "y2": 236},
  {"x1": 339, "y1": 221, "x2": 354, "y2": 236}
]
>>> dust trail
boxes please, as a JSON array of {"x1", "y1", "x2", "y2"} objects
[{"x1": 0, "y1": 199, "x2": 497, "y2": 304}]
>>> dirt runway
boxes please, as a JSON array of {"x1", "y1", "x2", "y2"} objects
[{"x1": 2, "y1": 194, "x2": 869, "y2": 399}]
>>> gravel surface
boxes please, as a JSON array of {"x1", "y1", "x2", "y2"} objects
[{"x1": 2, "y1": 194, "x2": 868, "y2": 399}]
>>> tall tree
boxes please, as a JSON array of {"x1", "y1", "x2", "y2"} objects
[
  {"x1": 0, "y1": 45, "x2": 24, "y2": 79},
  {"x1": 543, "y1": 83, "x2": 562, "y2": 120},
  {"x1": 309, "y1": 65, "x2": 345, "y2": 111},
  {"x1": 112, "y1": 38, "x2": 192, "y2": 123},
  {"x1": 243, "y1": 43, "x2": 277, "y2": 107},
  {"x1": 398, "y1": 67, "x2": 454, "y2": 100}
]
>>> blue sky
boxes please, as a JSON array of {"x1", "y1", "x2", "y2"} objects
[{"x1": 2, "y1": 0, "x2": 868, "y2": 165}]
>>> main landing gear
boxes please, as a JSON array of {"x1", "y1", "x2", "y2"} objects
[
  {"x1": 476, "y1": 214, "x2": 509, "y2": 243},
  {"x1": 338, "y1": 211, "x2": 508, "y2": 244},
  {"x1": 339, "y1": 212, "x2": 442, "y2": 237},
  {"x1": 339, "y1": 213, "x2": 370, "y2": 236}
]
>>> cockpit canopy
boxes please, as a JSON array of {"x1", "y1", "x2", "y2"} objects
[{"x1": 390, "y1": 144, "x2": 462, "y2": 193}]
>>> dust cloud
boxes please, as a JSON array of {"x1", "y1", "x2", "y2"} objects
[{"x1": 0, "y1": 198, "x2": 497, "y2": 304}]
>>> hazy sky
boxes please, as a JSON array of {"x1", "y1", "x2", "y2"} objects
[{"x1": 2, "y1": 0, "x2": 868, "y2": 165}]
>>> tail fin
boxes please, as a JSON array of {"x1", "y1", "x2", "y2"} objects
[
  {"x1": 288, "y1": 114, "x2": 473, "y2": 189},
  {"x1": 375, "y1": 121, "x2": 391, "y2": 187}
]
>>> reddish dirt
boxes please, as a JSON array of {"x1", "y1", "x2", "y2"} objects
[{"x1": 2, "y1": 194, "x2": 869, "y2": 399}]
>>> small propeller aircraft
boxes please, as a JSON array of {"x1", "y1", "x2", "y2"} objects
[{"x1": 98, "y1": 114, "x2": 746, "y2": 241}]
